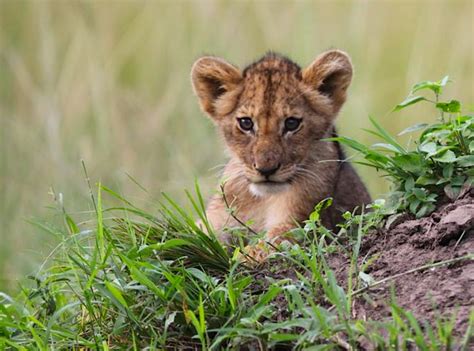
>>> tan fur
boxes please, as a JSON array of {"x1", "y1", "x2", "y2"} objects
[{"x1": 191, "y1": 50, "x2": 371, "y2": 259}]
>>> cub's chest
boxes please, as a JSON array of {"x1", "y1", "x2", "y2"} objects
[{"x1": 240, "y1": 194, "x2": 295, "y2": 232}]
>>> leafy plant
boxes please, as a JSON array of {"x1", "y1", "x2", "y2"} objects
[
  {"x1": 1, "y1": 186, "x2": 471, "y2": 350},
  {"x1": 331, "y1": 76, "x2": 473, "y2": 217}
]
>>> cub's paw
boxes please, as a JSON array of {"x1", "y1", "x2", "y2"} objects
[{"x1": 239, "y1": 240, "x2": 274, "y2": 264}]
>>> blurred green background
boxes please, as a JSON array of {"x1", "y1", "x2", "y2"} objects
[{"x1": 0, "y1": 0, "x2": 472, "y2": 292}]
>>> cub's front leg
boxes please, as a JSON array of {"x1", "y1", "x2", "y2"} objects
[
  {"x1": 200, "y1": 194, "x2": 242, "y2": 244},
  {"x1": 242, "y1": 222, "x2": 296, "y2": 263}
]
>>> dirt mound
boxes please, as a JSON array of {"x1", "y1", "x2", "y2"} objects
[{"x1": 332, "y1": 187, "x2": 474, "y2": 335}]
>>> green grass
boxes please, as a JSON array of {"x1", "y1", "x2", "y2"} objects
[
  {"x1": 1, "y1": 183, "x2": 472, "y2": 350},
  {"x1": 0, "y1": 2, "x2": 473, "y2": 348},
  {"x1": 1, "y1": 0, "x2": 473, "y2": 292},
  {"x1": 1, "y1": 83, "x2": 473, "y2": 347},
  {"x1": 2, "y1": 75, "x2": 473, "y2": 349}
]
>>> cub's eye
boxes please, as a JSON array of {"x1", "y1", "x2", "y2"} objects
[
  {"x1": 284, "y1": 117, "x2": 302, "y2": 132},
  {"x1": 237, "y1": 117, "x2": 254, "y2": 131}
]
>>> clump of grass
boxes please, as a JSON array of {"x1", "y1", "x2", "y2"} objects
[
  {"x1": 331, "y1": 76, "x2": 473, "y2": 217},
  {"x1": 1, "y1": 77, "x2": 473, "y2": 349},
  {"x1": 0, "y1": 182, "x2": 472, "y2": 350}
]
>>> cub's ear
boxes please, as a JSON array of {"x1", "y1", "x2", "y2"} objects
[
  {"x1": 191, "y1": 56, "x2": 242, "y2": 119},
  {"x1": 302, "y1": 50, "x2": 353, "y2": 114}
]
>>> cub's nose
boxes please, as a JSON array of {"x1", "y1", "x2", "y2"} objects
[{"x1": 255, "y1": 163, "x2": 281, "y2": 177}]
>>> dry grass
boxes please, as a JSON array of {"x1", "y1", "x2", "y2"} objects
[{"x1": 0, "y1": 0, "x2": 472, "y2": 291}]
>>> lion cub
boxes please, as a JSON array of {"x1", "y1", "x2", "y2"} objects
[{"x1": 191, "y1": 50, "x2": 371, "y2": 259}]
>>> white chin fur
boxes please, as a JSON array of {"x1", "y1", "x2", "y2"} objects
[{"x1": 249, "y1": 182, "x2": 290, "y2": 197}]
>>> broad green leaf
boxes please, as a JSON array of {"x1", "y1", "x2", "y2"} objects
[
  {"x1": 442, "y1": 164, "x2": 454, "y2": 178},
  {"x1": 412, "y1": 81, "x2": 441, "y2": 94},
  {"x1": 416, "y1": 203, "x2": 435, "y2": 218},
  {"x1": 409, "y1": 199, "x2": 420, "y2": 214},
  {"x1": 404, "y1": 177, "x2": 415, "y2": 191},
  {"x1": 451, "y1": 175, "x2": 466, "y2": 186},
  {"x1": 419, "y1": 142, "x2": 437, "y2": 156},
  {"x1": 416, "y1": 175, "x2": 438, "y2": 185},
  {"x1": 410, "y1": 76, "x2": 449, "y2": 95},
  {"x1": 392, "y1": 154, "x2": 424, "y2": 173},
  {"x1": 436, "y1": 100, "x2": 461, "y2": 113},
  {"x1": 457, "y1": 155, "x2": 474, "y2": 167},
  {"x1": 412, "y1": 188, "x2": 427, "y2": 200},
  {"x1": 365, "y1": 152, "x2": 391, "y2": 165},
  {"x1": 393, "y1": 96, "x2": 426, "y2": 112},
  {"x1": 432, "y1": 150, "x2": 456, "y2": 163}
]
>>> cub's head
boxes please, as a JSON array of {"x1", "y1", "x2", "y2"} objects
[{"x1": 191, "y1": 50, "x2": 352, "y2": 196}]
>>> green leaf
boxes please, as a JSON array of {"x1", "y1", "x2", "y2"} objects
[
  {"x1": 451, "y1": 175, "x2": 466, "y2": 186},
  {"x1": 393, "y1": 96, "x2": 426, "y2": 111},
  {"x1": 398, "y1": 123, "x2": 429, "y2": 136},
  {"x1": 104, "y1": 281, "x2": 129, "y2": 309},
  {"x1": 411, "y1": 76, "x2": 449, "y2": 95},
  {"x1": 404, "y1": 177, "x2": 415, "y2": 191},
  {"x1": 439, "y1": 75, "x2": 450, "y2": 87},
  {"x1": 368, "y1": 116, "x2": 406, "y2": 153},
  {"x1": 416, "y1": 175, "x2": 438, "y2": 185},
  {"x1": 442, "y1": 164, "x2": 454, "y2": 178},
  {"x1": 412, "y1": 81, "x2": 441, "y2": 94},
  {"x1": 325, "y1": 136, "x2": 369, "y2": 154},
  {"x1": 416, "y1": 203, "x2": 435, "y2": 218},
  {"x1": 392, "y1": 154, "x2": 424, "y2": 173},
  {"x1": 64, "y1": 214, "x2": 79, "y2": 234},
  {"x1": 309, "y1": 198, "x2": 333, "y2": 223},
  {"x1": 412, "y1": 188, "x2": 427, "y2": 201},
  {"x1": 365, "y1": 151, "x2": 391, "y2": 165},
  {"x1": 372, "y1": 143, "x2": 400, "y2": 152},
  {"x1": 383, "y1": 191, "x2": 404, "y2": 214},
  {"x1": 457, "y1": 155, "x2": 474, "y2": 167},
  {"x1": 432, "y1": 150, "x2": 456, "y2": 163},
  {"x1": 129, "y1": 266, "x2": 166, "y2": 300},
  {"x1": 436, "y1": 100, "x2": 461, "y2": 113},
  {"x1": 419, "y1": 142, "x2": 438, "y2": 156},
  {"x1": 409, "y1": 199, "x2": 420, "y2": 214}
]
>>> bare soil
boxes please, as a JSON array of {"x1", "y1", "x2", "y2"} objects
[{"x1": 329, "y1": 187, "x2": 474, "y2": 337}]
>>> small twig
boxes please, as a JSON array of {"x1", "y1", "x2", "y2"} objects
[
  {"x1": 220, "y1": 183, "x2": 261, "y2": 264},
  {"x1": 454, "y1": 230, "x2": 467, "y2": 250},
  {"x1": 329, "y1": 254, "x2": 473, "y2": 312},
  {"x1": 220, "y1": 183, "x2": 282, "y2": 260},
  {"x1": 353, "y1": 254, "x2": 473, "y2": 297},
  {"x1": 220, "y1": 183, "x2": 259, "y2": 236}
]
